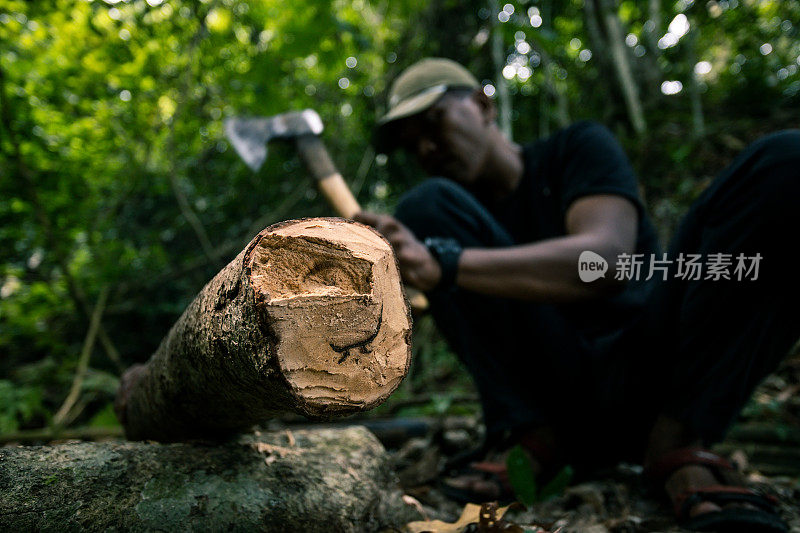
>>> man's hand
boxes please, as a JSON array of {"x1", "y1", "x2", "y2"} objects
[{"x1": 353, "y1": 211, "x2": 442, "y2": 291}]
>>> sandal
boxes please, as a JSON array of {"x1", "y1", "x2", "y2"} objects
[{"x1": 645, "y1": 447, "x2": 787, "y2": 532}]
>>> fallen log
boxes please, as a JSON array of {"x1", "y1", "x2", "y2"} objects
[
  {"x1": 0, "y1": 426, "x2": 419, "y2": 532},
  {"x1": 116, "y1": 218, "x2": 412, "y2": 441}
]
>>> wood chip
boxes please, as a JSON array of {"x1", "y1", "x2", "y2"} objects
[{"x1": 251, "y1": 442, "x2": 301, "y2": 459}]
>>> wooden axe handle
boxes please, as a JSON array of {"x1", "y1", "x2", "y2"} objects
[
  {"x1": 295, "y1": 135, "x2": 429, "y2": 312},
  {"x1": 318, "y1": 173, "x2": 361, "y2": 219}
]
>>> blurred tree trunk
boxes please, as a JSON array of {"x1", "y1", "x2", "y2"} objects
[
  {"x1": 528, "y1": 34, "x2": 571, "y2": 132},
  {"x1": 549, "y1": 65, "x2": 571, "y2": 129},
  {"x1": 531, "y1": 0, "x2": 570, "y2": 137},
  {"x1": 591, "y1": 0, "x2": 647, "y2": 135},
  {"x1": 645, "y1": 0, "x2": 662, "y2": 54},
  {"x1": 686, "y1": 25, "x2": 706, "y2": 138},
  {"x1": 490, "y1": 0, "x2": 512, "y2": 139},
  {"x1": 639, "y1": 0, "x2": 666, "y2": 99},
  {"x1": 582, "y1": 0, "x2": 623, "y2": 124},
  {"x1": 583, "y1": 0, "x2": 609, "y2": 67},
  {"x1": 539, "y1": 0, "x2": 550, "y2": 137},
  {"x1": 539, "y1": 86, "x2": 550, "y2": 137}
]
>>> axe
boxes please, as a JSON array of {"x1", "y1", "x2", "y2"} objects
[{"x1": 224, "y1": 109, "x2": 429, "y2": 312}]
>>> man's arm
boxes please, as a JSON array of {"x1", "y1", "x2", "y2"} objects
[
  {"x1": 354, "y1": 193, "x2": 638, "y2": 302},
  {"x1": 457, "y1": 194, "x2": 637, "y2": 302}
]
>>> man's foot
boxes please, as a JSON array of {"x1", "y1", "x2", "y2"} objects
[
  {"x1": 664, "y1": 464, "x2": 727, "y2": 517},
  {"x1": 644, "y1": 416, "x2": 787, "y2": 532},
  {"x1": 645, "y1": 416, "x2": 731, "y2": 517}
]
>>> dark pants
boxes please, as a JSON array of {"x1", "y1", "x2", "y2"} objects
[{"x1": 395, "y1": 131, "x2": 800, "y2": 466}]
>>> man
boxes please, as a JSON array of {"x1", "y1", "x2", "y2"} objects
[{"x1": 355, "y1": 57, "x2": 798, "y2": 532}]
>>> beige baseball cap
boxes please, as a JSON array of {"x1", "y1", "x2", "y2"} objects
[{"x1": 375, "y1": 58, "x2": 479, "y2": 150}]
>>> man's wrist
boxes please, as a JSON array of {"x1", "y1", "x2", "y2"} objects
[{"x1": 424, "y1": 237, "x2": 463, "y2": 291}]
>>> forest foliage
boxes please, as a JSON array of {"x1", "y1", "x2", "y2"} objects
[{"x1": 1, "y1": 0, "x2": 799, "y2": 436}]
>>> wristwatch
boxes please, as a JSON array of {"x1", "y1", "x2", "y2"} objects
[{"x1": 423, "y1": 237, "x2": 463, "y2": 291}]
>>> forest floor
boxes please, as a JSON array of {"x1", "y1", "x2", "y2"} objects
[
  {"x1": 3, "y1": 346, "x2": 798, "y2": 532},
  {"x1": 375, "y1": 350, "x2": 800, "y2": 532}
]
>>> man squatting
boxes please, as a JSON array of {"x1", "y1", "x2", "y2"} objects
[{"x1": 355, "y1": 58, "x2": 799, "y2": 533}]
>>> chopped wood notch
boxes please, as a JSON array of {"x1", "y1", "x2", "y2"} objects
[{"x1": 117, "y1": 218, "x2": 412, "y2": 442}]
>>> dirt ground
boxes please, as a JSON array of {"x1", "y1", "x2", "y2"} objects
[
  {"x1": 384, "y1": 352, "x2": 800, "y2": 532},
  {"x1": 3, "y1": 352, "x2": 797, "y2": 532}
]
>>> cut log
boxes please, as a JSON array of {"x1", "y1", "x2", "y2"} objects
[
  {"x1": 117, "y1": 218, "x2": 412, "y2": 441},
  {"x1": 0, "y1": 426, "x2": 419, "y2": 532}
]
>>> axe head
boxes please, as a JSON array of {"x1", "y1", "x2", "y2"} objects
[{"x1": 224, "y1": 109, "x2": 324, "y2": 171}]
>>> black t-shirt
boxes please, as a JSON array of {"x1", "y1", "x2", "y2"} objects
[{"x1": 488, "y1": 121, "x2": 661, "y2": 340}]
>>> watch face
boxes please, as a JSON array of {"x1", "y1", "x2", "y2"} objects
[{"x1": 425, "y1": 237, "x2": 461, "y2": 256}]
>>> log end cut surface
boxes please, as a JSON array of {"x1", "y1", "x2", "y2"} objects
[{"x1": 250, "y1": 218, "x2": 412, "y2": 417}]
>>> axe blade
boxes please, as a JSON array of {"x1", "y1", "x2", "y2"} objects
[{"x1": 224, "y1": 117, "x2": 270, "y2": 172}]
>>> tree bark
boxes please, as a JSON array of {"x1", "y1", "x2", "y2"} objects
[
  {"x1": 0, "y1": 426, "x2": 418, "y2": 532},
  {"x1": 116, "y1": 218, "x2": 412, "y2": 442}
]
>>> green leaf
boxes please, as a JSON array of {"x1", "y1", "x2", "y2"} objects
[
  {"x1": 505, "y1": 444, "x2": 538, "y2": 507},
  {"x1": 88, "y1": 402, "x2": 120, "y2": 428},
  {"x1": 672, "y1": 144, "x2": 693, "y2": 163},
  {"x1": 538, "y1": 464, "x2": 574, "y2": 502},
  {"x1": 0, "y1": 380, "x2": 45, "y2": 433}
]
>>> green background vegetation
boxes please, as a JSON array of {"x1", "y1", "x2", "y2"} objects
[{"x1": 1, "y1": 0, "x2": 799, "y2": 436}]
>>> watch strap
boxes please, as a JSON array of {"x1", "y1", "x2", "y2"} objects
[{"x1": 424, "y1": 237, "x2": 463, "y2": 291}]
